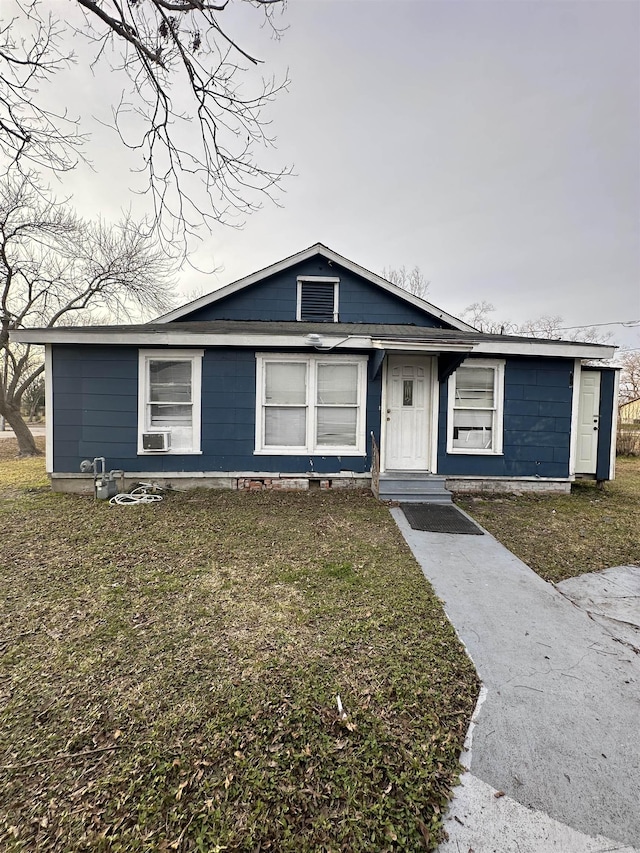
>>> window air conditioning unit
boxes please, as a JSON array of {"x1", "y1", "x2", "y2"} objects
[{"x1": 142, "y1": 432, "x2": 171, "y2": 451}]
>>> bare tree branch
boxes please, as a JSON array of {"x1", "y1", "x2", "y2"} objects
[
  {"x1": 382, "y1": 265, "x2": 431, "y2": 300},
  {"x1": 0, "y1": 0, "x2": 290, "y2": 254},
  {"x1": 0, "y1": 169, "x2": 178, "y2": 455},
  {"x1": 0, "y1": 9, "x2": 86, "y2": 173},
  {"x1": 619, "y1": 352, "x2": 640, "y2": 404}
]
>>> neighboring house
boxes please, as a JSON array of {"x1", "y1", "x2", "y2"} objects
[
  {"x1": 12, "y1": 244, "x2": 619, "y2": 499},
  {"x1": 619, "y1": 398, "x2": 640, "y2": 425}
]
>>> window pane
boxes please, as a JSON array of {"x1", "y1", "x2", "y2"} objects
[
  {"x1": 403, "y1": 380, "x2": 413, "y2": 407},
  {"x1": 317, "y1": 364, "x2": 358, "y2": 405},
  {"x1": 316, "y1": 407, "x2": 357, "y2": 446},
  {"x1": 150, "y1": 404, "x2": 192, "y2": 426},
  {"x1": 453, "y1": 409, "x2": 493, "y2": 449},
  {"x1": 455, "y1": 367, "x2": 494, "y2": 408},
  {"x1": 150, "y1": 360, "x2": 192, "y2": 402},
  {"x1": 265, "y1": 407, "x2": 306, "y2": 446},
  {"x1": 265, "y1": 363, "x2": 306, "y2": 404}
]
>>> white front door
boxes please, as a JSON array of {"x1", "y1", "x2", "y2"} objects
[
  {"x1": 384, "y1": 356, "x2": 431, "y2": 470},
  {"x1": 575, "y1": 371, "x2": 601, "y2": 474}
]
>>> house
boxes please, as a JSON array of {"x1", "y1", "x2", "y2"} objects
[
  {"x1": 12, "y1": 244, "x2": 619, "y2": 500},
  {"x1": 619, "y1": 398, "x2": 640, "y2": 425}
]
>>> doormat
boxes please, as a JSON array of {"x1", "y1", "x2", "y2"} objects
[{"x1": 400, "y1": 503, "x2": 484, "y2": 535}]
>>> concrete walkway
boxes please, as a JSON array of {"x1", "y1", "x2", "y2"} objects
[{"x1": 391, "y1": 508, "x2": 640, "y2": 852}]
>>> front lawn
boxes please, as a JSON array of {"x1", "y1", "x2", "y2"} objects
[
  {"x1": 456, "y1": 457, "x2": 640, "y2": 584},
  {"x1": 0, "y1": 438, "x2": 478, "y2": 852}
]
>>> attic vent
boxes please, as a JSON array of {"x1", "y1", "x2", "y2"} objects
[{"x1": 297, "y1": 277, "x2": 339, "y2": 323}]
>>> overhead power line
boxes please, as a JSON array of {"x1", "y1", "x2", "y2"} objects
[{"x1": 557, "y1": 319, "x2": 640, "y2": 330}]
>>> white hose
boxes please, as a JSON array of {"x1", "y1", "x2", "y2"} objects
[{"x1": 109, "y1": 483, "x2": 164, "y2": 506}]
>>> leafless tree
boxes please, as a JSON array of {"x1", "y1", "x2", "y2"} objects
[
  {"x1": 460, "y1": 302, "x2": 613, "y2": 344},
  {"x1": 619, "y1": 351, "x2": 640, "y2": 404},
  {"x1": 0, "y1": 170, "x2": 177, "y2": 456},
  {"x1": 382, "y1": 265, "x2": 430, "y2": 300},
  {"x1": 20, "y1": 369, "x2": 44, "y2": 420},
  {"x1": 460, "y1": 301, "x2": 518, "y2": 334},
  {"x1": 517, "y1": 314, "x2": 613, "y2": 344},
  {"x1": 0, "y1": 0, "x2": 289, "y2": 251}
]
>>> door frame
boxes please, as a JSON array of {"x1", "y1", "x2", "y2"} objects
[
  {"x1": 574, "y1": 366, "x2": 602, "y2": 476},
  {"x1": 380, "y1": 354, "x2": 439, "y2": 473}
]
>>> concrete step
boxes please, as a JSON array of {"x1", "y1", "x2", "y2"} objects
[
  {"x1": 377, "y1": 472, "x2": 452, "y2": 504},
  {"x1": 380, "y1": 479, "x2": 449, "y2": 493}
]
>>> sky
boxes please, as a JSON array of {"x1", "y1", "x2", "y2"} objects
[{"x1": 6, "y1": 0, "x2": 640, "y2": 352}]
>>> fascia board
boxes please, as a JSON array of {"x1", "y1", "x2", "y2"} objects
[
  {"x1": 371, "y1": 339, "x2": 474, "y2": 353},
  {"x1": 11, "y1": 329, "x2": 376, "y2": 349},
  {"x1": 474, "y1": 340, "x2": 617, "y2": 360},
  {"x1": 14, "y1": 328, "x2": 474, "y2": 353},
  {"x1": 14, "y1": 326, "x2": 615, "y2": 360},
  {"x1": 153, "y1": 242, "x2": 476, "y2": 332}
]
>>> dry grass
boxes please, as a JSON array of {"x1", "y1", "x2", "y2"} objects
[
  {"x1": 457, "y1": 457, "x2": 640, "y2": 584},
  {"x1": 0, "y1": 435, "x2": 48, "y2": 491},
  {"x1": 0, "y1": 440, "x2": 478, "y2": 852}
]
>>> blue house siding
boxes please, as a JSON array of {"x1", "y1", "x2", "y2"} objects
[
  {"x1": 180, "y1": 258, "x2": 448, "y2": 327},
  {"x1": 52, "y1": 345, "x2": 380, "y2": 475},
  {"x1": 437, "y1": 357, "x2": 574, "y2": 478}
]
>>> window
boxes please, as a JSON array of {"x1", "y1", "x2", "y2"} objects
[
  {"x1": 296, "y1": 277, "x2": 339, "y2": 322},
  {"x1": 447, "y1": 359, "x2": 504, "y2": 454},
  {"x1": 138, "y1": 350, "x2": 203, "y2": 454},
  {"x1": 255, "y1": 354, "x2": 367, "y2": 454}
]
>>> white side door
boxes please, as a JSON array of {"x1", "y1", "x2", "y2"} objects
[
  {"x1": 384, "y1": 356, "x2": 431, "y2": 471},
  {"x1": 575, "y1": 371, "x2": 601, "y2": 474}
]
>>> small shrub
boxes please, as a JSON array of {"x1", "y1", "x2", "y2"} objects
[{"x1": 617, "y1": 428, "x2": 640, "y2": 457}]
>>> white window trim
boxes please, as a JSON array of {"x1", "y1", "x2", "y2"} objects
[
  {"x1": 296, "y1": 276, "x2": 340, "y2": 322},
  {"x1": 138, "y1": 349, "x2": 204, "y2": 455},
  {"x1": 447, "y1": 358, "x2": 505, "y2": 455},
  {"x1": 255, "y1": 352, "x2": 367, "y2": 455}
]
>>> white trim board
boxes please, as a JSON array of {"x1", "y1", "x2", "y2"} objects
[{"x1": 44, "y1": 344, "x2": 53, "y2": 474}]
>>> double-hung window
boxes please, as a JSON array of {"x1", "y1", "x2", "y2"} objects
[
  {"x1": 255, "y1": 354, "x2": 367, "y2": 454},
  {"x1": 447, "y1": 359, "x2": 504, "y2": 454},
  {"x1": 138, "y1": 350, "x2": 203, "y2": 454}
]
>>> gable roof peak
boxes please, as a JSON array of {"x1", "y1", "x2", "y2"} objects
[{"x1": 155, "y1": 243, "x2": 476, "y2": 332}]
